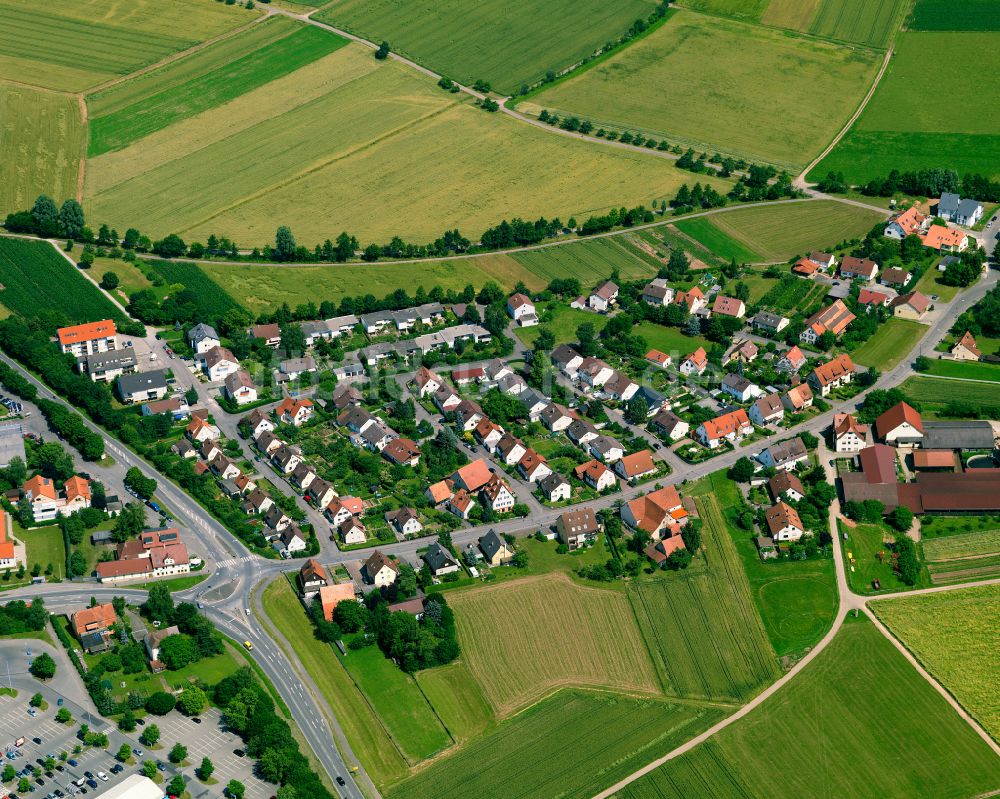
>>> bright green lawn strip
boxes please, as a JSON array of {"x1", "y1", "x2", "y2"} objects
[
  {"x1": 133, "y1": 574, "x2": 209, "y2": 593},
  {"x1": 914, "y1": 266, "x2": 961, "y2": 301},
  {"x1": 414, "y1": 660, "x2": 494, "y2": 744},
  {"x1": 633, "y1": 321, "x2": 712, "y2": 359},
  {"x1": 162, "y1": 642, "x2": 242, "y2": 690},
  {"x1": 88, "y1": 23, "x2": 347, "y2": 155},
  {"x1": 839, "y1": 520, "x2": 930, "y2": 595},
  {"x1": 618, "y1": 617, "x2": 1000, "y2": 799},
  {"x1": 901, "y1": 376, "x2": 1000, "y2": 417},
  {"x1": 925, "y1": 359, "x2": 1000, "y2": 382},
  {"x1": 738, "y1": 269, "x2": 780, "y2": 303},
  {"x1": 673, "y1": 218, "x2": 760, "y2": 262},
  {"x1": 921, "y1": 514, "x2": 1000, "y2": 539},
  {"x1": 851, "y1": 318, "x2": 928, "y2": 370},
  {"x1": 386, "y1": 689, "x2": 725, "y2": 799}
]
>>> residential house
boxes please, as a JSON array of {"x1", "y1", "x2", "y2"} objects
[
  {"x1": 782, "y1": 383, "x2": 814, "y2": 411},
  {"x1": 97, "y1": 529, "x2": 190, "y2": 584},
  {"x1": 425, "y1": 480, "x2": 454, "y2": 508},
  {"x1": 277, "y1": 397, "x2": 313, "y2": 426},
  {"x1": 800, "y1": 300, "x2": 855, "y2": 345},
  {"x1": 187, "y1": 416, "x2": 220, "y2": 444},
  {"x1": 496, "y1": 372, "x2": 528, "y2": 395},
  {"x1": 506, "y1": 293, "x2": 537, "y2": 326},
  {"x1": 383, "y1": 437, "x2": 422, "y2": 467},
  {"x1": 57, "y1": 320, "x2": 117, "y2": 357},
  {"x1": 768, "y1": 472, "x2": 805, "y2": 503},
  {"x1": 891, "y1": 291, "x2": 931, "y2": 320},
  {"x1": 518, "y1": 449, "x2": 552, "y2": 482},
  {"x1": 116, "y1": 370, "x2": 169, "y2": 404},
  {"x1": 880, "y1": 267, "x2": 913, "y2": 288},
  {"x1": 645, "y1": 349, "x2": 671, "y2": 369},
  {"x1": 170, "y1": 439, "x2": 197, "y2": 459},
  {"x1": 792, "y1": 258, "x2": 819, "y2": 277},
  {"x1": 452, "y1": 366, "x2": 484, "y2": 386},
  {"x1": 696, "y1": 409, "x2": 752, "y2": 449},
  {"x1": 951, "y1": 330, "x2": 982, "y2": 361},
  {"x1": 588, "y1": 280, "x2": 619, "y2": 311},
  {"x1": 922, "y1": 225, "x2": 969, "y2": 252},
  {"x1": 481, "y1": 475, "x2": 516, "y2": 512},
  {"x1": 765, "y1": 501, "x2": 805, "y2": 542},
  {"x1": 808, "y1": 354, "x2": 855, "y2": 397},
  {"x1": 574, "y1": 459, "x2": 617, "y2": 492},
  {"x1": 839, "y1": 256, "x2": 879, "y2": 282},
  {"x1": 364, "y1": 550, "x2": 399, "y2": 587},
  {"x1": 603, "y1": 371, "x2": 639, "y2": 402},
  {"x1": 758, "y1": 437, "x2": 808, "y2": 471},
  {"x1": 540, "y1": 403, "x2": 575, "y2": 432},
  {"x1": 202, "y1": 346, "x2": 240, "y2": 381},
  {"x1": 71, "y1": 603, "x2": 118, "y2": 653},
  {"x1": 711, "y1": 295, "x2": 746, "y2": 319},
  {"x1": 538, "y1": 472, "x2": 571, "y2": 503},
  {"x1": 245, "y1": 408, "x2": 274, "y2": 439},
  {"x1": 141, "y1": 396, "x2": 190, "y2": 420},
  {"x1": 254, "y1": 430, "x2": 281, "y2": 456},
  {"x1": 937, "y1": 193, "x2": 983, "y2": 226},
  {"x1": 518, "y1": 389, "x2": 550, "y2": 420},
  {"x1": 338, "y1": 517, "x2": 366, "y2": 545},
  {"x1": 479, "y1": 529, "x2": 514, "y2": 566},
  {"x1": 249, "y1": 323, "x2": 281, "y2": 348},
  {"x1": 674, "y1": 286, "x2": 707, "y2": 314},
  {"x1": 833, "y1": 413, "x2": 871, "y2": 453},
  {"x1": 223, "y1": 370, "x2": 257, "y2": 406},
  {"x1": 264, "y1": 505, "x2": 292, "y2": 532},
  {"x1": 210, "y1": 453, "x2": 240, "y2": 481},
  {"x1": 234, "y1": 474, "x2": 256, "y2": 496},
  {"x1": 473, "y1": 419, "x2": 506, "y2": 452},
  {"x1": 453, "y1": 459, "x2": 492, "y2": 493},
  {"x1": 884, "y1": 206, "x2": 929, "y2": 240},
  {"x1": 199, "y1": 439, "x2": 221, "y2": 463},
  {"x1": 424, "y1": 541, "x2": 460, "y2": 576},
  {"x1": 635, "y1": 385, "x2": 668, "y2": 417},
  {"x1": 318, "y1": 583, "x2": 356, "y2": 622},
  {"x1": 777, "y1": 345, "x2": 807, "y2": 373},
  {"x1": 857, "y1": 288, "x2": 891, "y2": 311},
  {"x1": 433, "y1": 385, "x2": 461, "y2": 412},
  {"x1": 588, "y1": 435, "x2": 624, "y2": 464},
  {"x1": 298, "y1": 559, "x2": 329, "y2": 600},
  {"x1": 614, "y1": 450, "x2": 657, "y2": 483},
  {"x1": 642, "y1": 278, "x2": 675, "y2": 306},
  {"x1": 385, "y1": 507, "x2": 422, "y2": 535},
  {"x1": 622, "y1": 485, "x2": 688, "y2": 540},
  {"x1": 243, "y1": 488, "x2": 273, "y2": 516},
  {"x1": 751, "y1": 311, "x2": 789, "y2": 335},
  {"x1": 578, "y1": 357, "x2": 614, "y2": 388},
  {"x1": 187, "y1": 323, "x2": 220, "y2": 355},
  {"x1": 452, "y1": 399, "x2": 484, "y2": 432},
  {"x1": 723, "y1": 339, "x2": 758, "y2": 366},
  {"x1": 271, "y1": 445, "x2": 302, "y2": 475},
  {"x1": 721, "y1": 373, "x2": 758, "y2": 403},
  {"x1": 551, "y1": 344, "x2": 583, "y2": 377},
  {"x1": 306, "y1": 478, "x2": 337, "y2": 509},
  {"x1": 448, "y1": 489, "x2": 475, "y2": 519},
  {"x1": 278, "y1": 356, "x2": 317, "y2": 382},
  {"x1": 679, "y1": 347, "x2": 708, "y2": 376},
  {"x1": 556, "y1": 508, "x2": 600, "y2": 550},
  {"x1": 331, "y1": 383, "x2": 363, "y2": 410},
  {"x1": 809, "y1": 251, "x2": 837, "y2": 270},
  {"x1": 566, "y1": 418, "x2": 599, "y2": 448},
  {"x1": 650, "y1": 410, "x2": 689, "y2": 441},
  {"x1": 413, "y1": 366, "x2": 442, "y2": 397},
  {"x1": 326, "y1": 496, "x2": 363, "y2": 527},
  {"x1": 23, "y1": 474, "x2": 91, "y2": 521},
  {"x1": 355, "y1": 421, "x2": 395, "y2": 452},
  {"x1": 80, "y1": 349, "x2": 137, "y2": 383},
  {"x1": 749, "y1": 393, "x2": 784, "y2": 426},
  {"x1": 496, "y1": 434, "x2": 528, "y2": 466},
  {"x1": 301, "y1": 315, "x2": 359, "y2": 346},
  {"x1": 876, "y1": 401, "x2": 924, "y2": 446},
  {"x1": 291, "y1": 463, "x2": 317, "y2": 492}
]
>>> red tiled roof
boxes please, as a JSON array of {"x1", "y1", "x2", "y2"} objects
[
  {"x1": 57, "y1": 320, "x2": 116, "y2": 346},
  {"x1": 875, "y1": 401, "x2": 923, "y2": 438}
]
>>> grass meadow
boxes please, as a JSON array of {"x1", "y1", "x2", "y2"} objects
[
  {"x1": 633, "y1": 321, "x2": 712, "y2": 359},
  {"x1": 386, "y1": 689, "x2": 725, "y2": 799},
  {"x1": 677, "y1": 200, "x2": 882, "y2": 262},
  {"x1": 758, "y1": 276, "x2": 828, "y2": 316},
  {"x1": 87, "y1": 18, "x2": 345, "y2": 155},
  {"x1": 414, "y1": 661, "x2": 494, "y2": 744},
  {"x1": 810, "y1": 31, "x2": 1000, "y2": 182},
  {"x1": 902, "y1": 376, "x2": 1000, "y2": 417},
  {"x1": 86, "y1": 45, "x2": 720, "y2": 247},
  {"x1": 839, "y1": 520, "x2": 930, "y2": 594},
  {"x1": 315, "y1": 0, "x2": 659, "y2": 94},
  {"x1": 914, "y1": 266, "x2": 961, "y2": 301},
  {"x1": 872, "y1": 583, "x2": 1000, "y2": 740},
  {"x1": 0, "y1": 0, "x2": 255, "y2": 92},
  {"x1": 617, "y1": 618, "x2": 1000, "y2": 799},
  {"x1": 449, "y1": 573, "x2": 661, "y2": 717},
  {"x1": 925, "y1": 358, "x2": 1000, "y2": 382},
  {"x1": 528, "y1": 11, "x2": 881, "y2": 169},
  {"x1": 517, "y1": 305, "x2": 610, "y2": 348},
  {"x1": 0, "y1": 86, "x2": 82, "y2": 215},
  {"x1": 0, "y1": 237, "x2": 125, "y2": 323},
  {"x1": 511, "y1": 235, "x2": 661, "y2": 286},
  {"x1": 851, "y1": 318, "x2": 928, "y2": 370}
]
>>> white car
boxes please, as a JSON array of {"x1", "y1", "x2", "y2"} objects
[{"x1": 97, "y1": 771, "x2": 109, "y2": 781}]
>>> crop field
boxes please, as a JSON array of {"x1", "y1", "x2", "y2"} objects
[
  {"x1": 386, "y1": 689, "x2": 725, "y2": 799},
  {"x1": 617, "y1": 618, "x2": 1000, "y2": 799},
  {"x1": 315, "y1": 0, "x2": 659, "y2": 94},
  {"x1": 449, "y1": 573, "x2": 660, "y2": 716},
  {"x1": 261, "y1": 577, "x2": 409, "y2": 788},
  {"x1": 922, "y1": 529, "x2": 1000, "y2": 584},
  {"x1": 681, "y1": 0, "x2": 768, "y2": 21},
  {"x1": 143, "y1": 259, "x2": 243, "y2": 319},
  {"x1": 511, "y1": 235, "x2": 661, "y2": 287},
  {"x1": 902, "y1": 376, "x2": 1000, "y2": 417},
  {"x1": 873, "y1": 584, "x2": 1000, "y2": 741},
  {"x1": 0, "y1": 237, "x2": 124, "y2": 323},
  {"x1": 529, "y1": 11, "x2": 881, "y2": 170},
  {"x1": 87, "y1": 18, "x2": 346, "y2": 155},
  {"x1": 925, "y1": 358, "x2": 1000, "y2": 382},
  {"x1": 760, "y1": 0, "x2": 822, "y2": 30},
  {"x1": 673, "y1": 218, "x2": 760, "y2": 262},
  {"x1": 628, "y1": 496, "x2": 781, "y2": 702},
  {"x1": 908, "y1": 0, "x2": 1000, "y2": 30},
  {"x1": 807, "y1": 0, "x2": 910, "y2": 48},
  {"x1": 758, "y1": 276, "x2": 828, "y2": 316},
  {"x1": 85, "y1": 46, "x2": 720, "y2": 247},
  {"x1": 810, "y1": 32, "x2": 1000, "y2": 182},
  {"x1": 851, "y1": 318, "x2": 928, "y2": 370},
  {"x1": 0, "y1": 0, "x2": 255, "y2": 92},
  {"x1": 415, "y1": 661, "x2": 494, "y2": 744},
  {"x1": 679, "y1": 200, "x2": 882, "y2": 262}
]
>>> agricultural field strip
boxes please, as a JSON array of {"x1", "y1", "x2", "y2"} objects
[{"x1": 923, "y1": 530, "x2": 1000, "y2": 563}]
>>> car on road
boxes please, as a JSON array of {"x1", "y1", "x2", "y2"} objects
[
  {"x1": 196, "y1": 602, "x2": 203, "y2": 609},
  {"x1": 132, "y1": 749, "x2": 142, "y2": 758},
  {"x1": 233, "y1": 749, "x2": 245, "y2": 758},
  {"x1": 243, "y1": 641, "x2": 253, "y2": 651},
  {"x1": 27, "y1": 708, "x2": 36, "y2": 717},
  {"x1": 67, "y1": 760, "x2": 77, "y2": 768},
  {"x1": 135, "y1": 718, "x2": 145, "y2": 726},
  {"x1": 31, "y1": 739, "x2": 41, "y2": 746},
  {"x1": 86, "y1": 779, "x2": 97, "y2": 789},
  {"x1": 336, "y1": 776, "x2": 346, "y2": 786},
  {"x1": 245, "y1": 608, "x2": 251, "y2": 616},
  {"x1": 83, "y1": 771, "x2": 93, "y2": 779},
  {"x1": 156, "y1": 762, "x2": 166, "y2": 772}
]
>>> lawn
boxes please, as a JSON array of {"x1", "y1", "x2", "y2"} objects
[
  {"x1": 450, "y1": 573, "x2": 660, "y2": 717},
  {"x1": 839, "y1": 520, "x2": 929, "y2": 594},
  {"x1": 528, "y1": 10, "x2": 882, "y2": 170},
  {"x1": 261, "y1": 577, "x2": 409, "y2": 788},
  {"x1": 517, "y1": 304, "x2": 609, "y2": 348},
  {"x1": 86, "y1": 45, "x2": 720, "y2": 248},
  {"x1": 634, "y1": 321, "x2": 712, "y2": 360},
  {"x1": 628, "y1": 492, "x2": 781, "y2": 702},
  {"x1": 161, "y1": 642, "x2": 242, "y2": 691},
  {"x1": 91, "y1": 257, "x2": 168, "y2": 304},
  {"x1": 925, "y1": 358, "x2": 1000, "y2": 382},
  {"x1": 851, "y1": 318, "x2": 928, "y2": 370},
  {"x1": 679, "y1": 200, "x2": 883, "y2": 263},
  {"x1": 810, "y1": 31, "x2": 1000, "y2": 182},
  {"x1": 0, "y1": 237, "x2": 126, "y2": 323},
  {"x1": 20, "y1": 523, "x2": 65, "y2": 577},
  {"x1": 341, "y1": 638, "x2": 452, "y2": 763},
  {"x1": 902, "y1": 375, "x2": 1000, "y2": 417},
  {"x1": 617, "y1": 617, "x2": 1000, "y2": 799},
  {"x1": 673, "y1": 218, "x2": 760, "y2": 262},
  {"x1": 921, "y1": 528, "x2": 1000, "y2": 584},
  {"x1": 0, "y1": 0, "x2": 257, "y2": 92},
  {"x1": 0, "y1": 86, "x2": 82, "y2": 215},
  {"x1": 87, "y1": 18, "x2": 346, "y2": 156},
  {"x1": 914, "y1": 266, "x2": 961, "y2": 301},
  {"x1": 872, "y1": 583, "x2": 1000, "y2": 741},
  {"x1": 921, "y1": 514, "x2": 1000, "y2": 539},
  {"x1": 414, "y1": 660, "x2": 494, "y2": 744},
  {"x1": 315, "y1": 0, "x2": 659, "y2": 94},
  {"x1": 385, "y1": 689, "x2": 726, "y2": 799}
]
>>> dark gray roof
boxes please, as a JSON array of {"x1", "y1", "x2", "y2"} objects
[
  {"x1": 637, "y1": 385, "x2": 666, "y2": 408},
  {"x1": 84, "y1": 348, "x2": 137, "y2": 371},
  {"x1": 539, "y1": 472, "x2": 569, "y2": 493},
  {"x1": 188, "y1": 323, "x2": 218, "y2": 343},
  {"x1": 958, "y1": 198, "x2": 981, "y2": 217},
  {"x1": 921, "y1": 421, "x2": 995, "y2": 451},
  {"x1": 478, "y1": 529, "x2": 506, "y2": 561},
  {"x1": 939, "y1": 192, "x2": 961, "y2": 215},
  {"x1": 117, "y1": 369, "x2": 168, "y2": 395},
  {"x1": 766, "y1": 437, "x2": 807, "y2": 465},
  {"x1": 722, "y1": 374, "x2": 754, "y2": 393},
  {"x1": 424, "y1": 541, "x2": 457, "y2": 570}
]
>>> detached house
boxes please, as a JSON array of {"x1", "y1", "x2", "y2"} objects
[
  {"x1": 645, "y1": 349, "x2": 671, "y2": 369},
  {"x1": 551, "y1": 344, "x2": 583, "y2": 377},
  {"x1": 556, "y1": 508, "x2": 600, "y2": 550},
  {"x1": 721, "y1": 373, "x2": 758, "y2": 403},
  {"x1": 642, "y1": 278, "x2": 675, "y2": 306},
  {"x1": 299, "y1": 559, "x2": 329, "y2": 600},
  {"x1": 364, "y1": 550, "x2": 399, "y2": 587},
  {"x1": 424, "y1": 542, "x2": 460, "y2": 577},
  {"x1": 57, "y1": 320, "x2": 117, "y2": 357},
  {"x1": 880, "y1": 267, "x2": 912, "y2": 288},
  {"x1": 497, "y1": 434, "x2": 528, "y2": 466},
  {"x1": 277, "y1": 397, "x2": 313, "y2": 426},
  {"x1": 809, "y1": 251, "x2": 837, "y2": 270},
  {"x1": 482, "y1": 475, "x2": 517, "y2": 512},
  {"x1": 614, "y1": 450, "x2": 656, "y2": 483},
  {"x1": 833, "y1": 413, "x2": 871, "y2": 453},
  {"x1": 249, "y1": 323, "x2": 281, "y2": 347},
  {"x1": 752, "y1": 312, "x2": 789, "y2": 335},
  {"x1": 538, "y1": 472, "x2": 571, "y2": 503},
  {"x1": 578, "y1": 357, "x2": 614, "y2": 388},
  {"x1": 117, "y1": 370, "x2": 169, "y2": 404},
  {"x1": 414, "y1": 367, "x2": 442, "y2": 397},
  {"x1": 921, "y1": 225, "x2": 969, "y2": 253},
  {"x1": 245, "y1": 408, "x2": 274, "y2": 439},
  {"x1": 749, "y1": 393, "x2": 784, "y2": 426},
  {"x1": 338, "y1": 517, "x2": 366, "y2": 545},
  {"x1": 623, "y1": 485, "x2": 688, "y2": 541},
  {"x1": 891, "y1": 291, "x2": 930, "y2": 321},
  {"x1": 765, "y1": 501, "x2": 805, "y2": 542},
  {"x1": 479, "y1": 529, "x2": 514, "y2": 566},
  {"x1": 758, "y1": 437, "x2": 808, "y2": 471},
  {"x1": 603, "y1": 371, "x2": 639, "y2": 402},
  {"x1": 696, "y1": 409, "x2": 752, "y2": 449},
  {"x1": 383, "y1": 437, "x2": 422, "y2": 467},
  {"x1": 187, "y1": 323, "x2": 220, "y2": 355},
  {"x1": 202, "y1": 346, "x2": 239, "y2": 381},
  {"x1": 588, "y1": 435, "x2": 625, "y2": 464},
  {"x1": 573, "y1": 459, "x2": 617, "y2": 492},
  {"x1": 674, "y1": 286, "x2": 707, "y2": 314},
  {"x1": 839, "y1": 256, "x2": 879, "y2": 282},
  {"x1": 782, "y1": 383, "x2": 814, "y2": 412},
  {"x1": 679, "y1": 347, "x2": 708, "y2": 376},
  {"x1": 857, "y1": 288, "x2": 891, "y2": 311},
  {"x1": 651, "y1": 410, "x2": 689, "y2": 441},
  {"x1": 768, "y1": 471, "x2": 805, "y2": 503},
  {"x1": 566, "y1": 418, "x2": 599, "y2": 448},
  {"x1": 23, "y1": 474, "x2": 91, "y2": 521},
  {"x1": 711, "y1": 295, "x2": 745, "y2": 319},
  {"x1": 800, "y1": 300, "x2": 855, "y2": 345},
  {"x1": 588, "y1": 280, "x2": 619, "y2": 312},
  {"x1": 187, "y1": 416, "x2": 220, "y2": 444},
  {"x1": 807, "y1": 354, "x2": 855, "y2": 397},
  {"x1": 224, "y1": 370, "x2": 257, "y2": 406},
  {"x1": 506, "y1": 293, "x2": 537, "y2": 326},
  {"x1": 884, "y1": 206, "x2": 929, "y2": 240},
  {"x1": 875, "y1": 401, "x2": 924, "y2": 446},
  {"x1": 951, "y1": 331, "x2": 981, "y2": 361},
  {"x1": 385, "y1": 507, "x2": 422, "y2": 535},
  {"x1": 518, "y1": 449, "x2": 552, "y2": 483},
  {"x1": 540, "y1": 403, "x2": 574, "y2": 432},
  {"x1": 937, "y1": 192, "x2": 983, "y2": 226}
]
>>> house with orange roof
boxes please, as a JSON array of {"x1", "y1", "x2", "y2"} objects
[
  {"x1": 186, "y1": 415, "x2": 221, "y2": 443},
  {"x1": 425, "y1": 480, "x2": 454, "y2": 507},
  {"x1": 799, "y1": 300, "x2": 855, "y2": 345},
  {"x1": 614, "y1": 450, "x2": 657, "y2": 483},
  {"x1": 71, "y1": 602, "x2": 118, "y2": 652},
  {"x1": 884, "y1": 206, "x2": 929, "y2": 240},
  {"x1": 453, "y1": 459, "x2": 492, "y2": 492},
  {"x1": 673, "y1": 285, "x2": 707, "y2": 314},
  {"x1": 921, "y1": 225, "x2": 969, "y2": 252},
  {"x1": 481, "y1": 475, "x2": 516, "y2": 512},
  {"x1": 276, "y1": 397, "x2": 313, "y2": 426},
  {"x1": 695, "y1": 409, "x2": 752, "y2": 449},
  {"x1": 0, "y1": 508, "x2": 16, "y2": 569},
  {"x1": 875, "y1": 401, "x2": 924, "y2": 446},
  {"x1": 473, "y1": 418, "x2": 506, "y2": 452},
  {"x1": 56, "y1": 320, "x2": 117, "y2": 357},
  {"x1": 413, "y1": 366, "x2": 442, "y2": 397},
  {"x1": 448, "y1": 488, "x2": 476, "y2": 519},
  {"x1": 22, "y1": 474, "x2": 91, "y2": 522},
  {"x1": 711, "y1": 295, "x2": 745, "y2": 319},
  {"x1": 951, "y1": 331, "x2": 981, "y2": 361},
  {"x1": 782, "y1": 383, "x2": 814, "y2": 411},
  {"x1": 645, "y1": 349, "x2": 671, "y2": 369},
  {"x1": 518, "y1": 449, "x2": 552, "y2": 483},
  {"x1": 792, "y1": 258, "x2": 819, "y2": 277},
  {"x1": 383, "y1": 437, "x2": 422, "y2": 467},
  {"x1": 765, "y1": 501, "x2": 805, "y2": 542},
  {"x1": 857, "y1": 288, "x2": 891, "y2": 311},
  {"x1": 807, "y1": 354, "x2": 855, "y2": 397},
  {"x1": 622, "y1": 485, "x2": 688, "y2": 541},
  {"x1": 573, "y1": 459, "x2": 617, "y2": 492},
  {"x1": 776, "y1": 345, "x2": 807, "y2": 373},
  {"x1": 679, "y1": 347, "x2": 708, "y2": 376},
  {"x1": 319, "y1": 583, "x2": 357, "y2": 621},
  {"x1": 326, "y1": 496, "x2": 364, "y2": 526},
  {"x1": 833, "y1": 413, "x2": 871, "y2": 453},
  {"x1": 201, "y1": 345, "x2": 239, "y2": 382}
]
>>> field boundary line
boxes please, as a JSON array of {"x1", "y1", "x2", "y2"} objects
[
  {"x1": 76, "y1": 94, "x2": 88, "y2": 201},
  {"x1": 913, "y1": 373, "x2": 1000, "y2": 386},
  {"x1": 0, "y1": 77, "x2": 77, "y2": 97}
]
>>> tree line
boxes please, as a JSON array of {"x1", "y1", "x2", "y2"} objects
[{"x1": 816, "y1": 167, "x2": 1000, "y2": 203}]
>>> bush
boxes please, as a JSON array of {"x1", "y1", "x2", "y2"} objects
[
  {"x1": 29, "y1": 653, "x2": 55, "y2": 680},
  {"x1": 145, "y1": 692, "x2": 176, "y2": 715}
]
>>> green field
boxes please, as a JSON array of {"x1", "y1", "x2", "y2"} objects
[
  {"x1": 529, "y1": 11, "x2": 881, "y2": 169},
  {"x1": 143, "y1": 259, "x2": 244, "y2": 319},
  {"x1": 0, "y1": 237, "x2": 126, "y2": 323},
  {"x1": 908, "y1": 0, "x2": 1000, "y2": 30},
  {"x1": 0, "y1": 0, "x2": 255, "y2": 92},
  {"x1": 914, "y1": 266, "x2": 961, "y2": 301},
  {"x1": 511, "y1": 235, "x2": 661, "y2": 286},
  {"x1": 923, "y1": 528, "x2": 1000, "y2": 562},
  {"x1": 758, "y1": 275, "x2": 828, "y2": 316},
  {"x1": 902, "y1": 375, "x2": 1000, "y2": 416},
  {"x1": 315, "y1": 0, "x2": 659, "y2": 94},
  {"x1": 925, "y1": 358, "x2": 1000, "y2": 382},
  {"x1": 633, "y1": 321, "x2": 712, "y2": 359},
  {"x1": 92, "y1": 257, "x2": 167, "y2": 303},
  {"x1": 807, "y1": 0, "x2": 911, "y2": 47},
  {"x1": 414, "y1": 660, "x2": 494, "y2": 744},
  {"x1": 810, "y1": 31, "x2": 1000, "y2": 182},
  {"x1": 839, "y1": 520, "x2": 929, "y2": 594},
  {"x1": 261, "y1": 577, "x2": 409, "y2": 788},
  {"x1": 386, "y1": 689, "x2": 725, "y2": 799},
  {"x1": 617, "y1": 617, "x2": 1000, "y2": 799},
  {"x1": 21, "y1": 524, "x2": 65, "y2": 576},
  {"x1": 628, "y1": 494, "x2": 781, "y2": 702},
  {"x1": 87, "y1": 19, "x2": 346, "y2": 156},
  {"x1": 517, "y1": 304, "x2": 610, "y2": 348},
  {"x1": 678, "y1": 200, "x2": 883, "y2": 262},
  {"x1": 86, "y1": 45, "x2": 723, "y2": 247},
  {"x1": 341, "y1": 639, "x2": 452, "y2": 762},
  {"x1": 0, "y1": 86, "x2": 82, "y2": 216},
  {"x1": 851, "y1": 318, "x2": 928, "y2": 370},
  {"x1": 873, "y1": 583, "x2": 1000, "y2": 741},
  {"x1": 681, "y1": 0, "x2": 768, "y2": 21}
]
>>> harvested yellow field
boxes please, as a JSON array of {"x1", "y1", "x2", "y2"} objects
[
  {"x1": 761, "y1": 0, "x2": 821, "y2": 31},
  {"x1": 450, "y1": 573, "x2": 660, "y2": 717}
]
